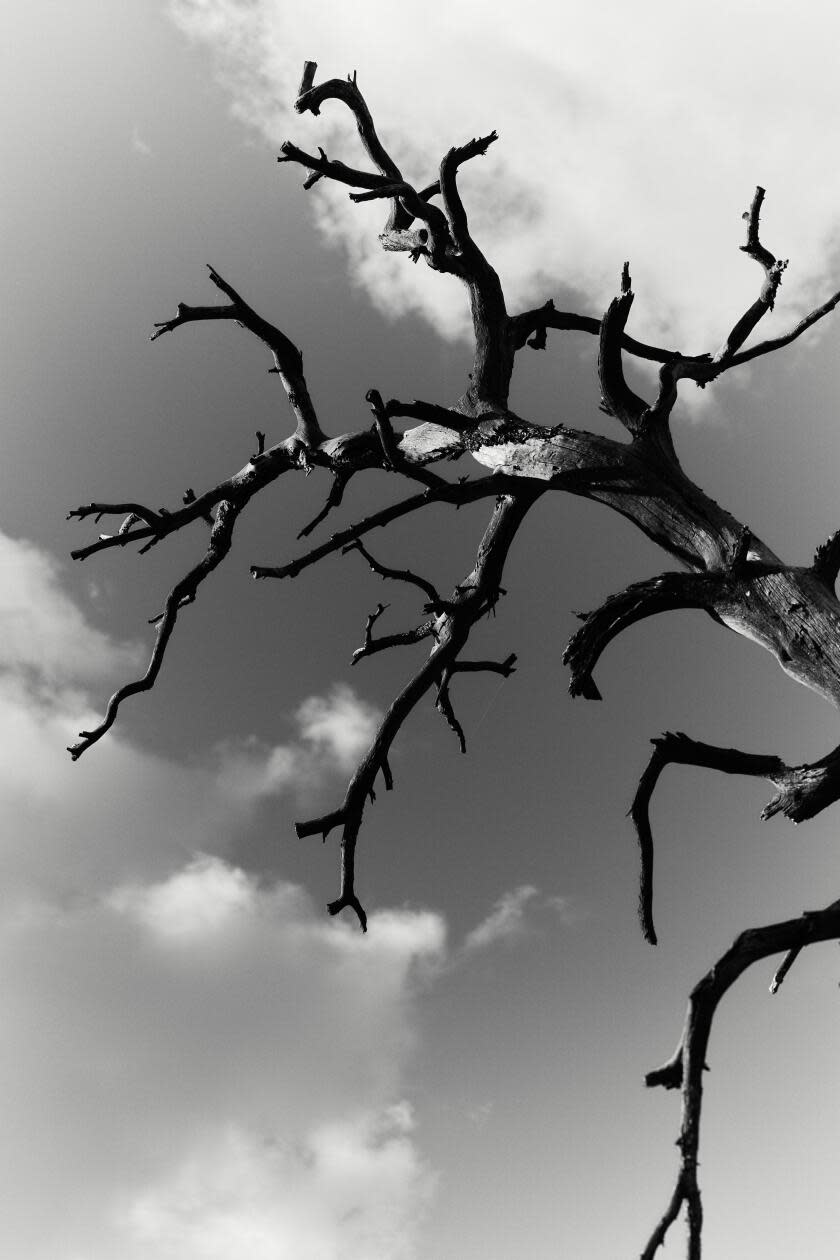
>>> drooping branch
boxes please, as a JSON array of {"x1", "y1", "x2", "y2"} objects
[
  {"x1": 642, "y1": 896, "x2": 840, "y2": 1259},
  {"x1": 451, "y1": 653, "x2": 517, "y2": 678},
  {"x1": 293, "y1": 489, "x2": 541, "y2": 926},
  {"x1": 563, "y1": 571, "x2": 724, "y2": 701},
  {"x1": 630, "y1": 732, "x2": 840, "y2": 946},
  {"x1": 435, "y1": 667, "x2": 466, "y2": 753},
  {"x1": 68, "y1": 500, "x2": 241, "y2": 760}
]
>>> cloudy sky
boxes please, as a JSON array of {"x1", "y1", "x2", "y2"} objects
[{"x1": 3, "y1": 2, "x2": 840, "y2": 1257}]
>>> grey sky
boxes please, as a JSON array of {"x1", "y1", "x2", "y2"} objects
[{"x1": 3, "y1": 2, "x2": 840, "y2": 1257}]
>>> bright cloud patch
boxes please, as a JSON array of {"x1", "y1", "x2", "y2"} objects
[
  {"x1": 125, "y1": 1109, "x2": 433, "y2": 1260},
  {"x1": 463, "y1": 884, "x2": 538, "y2": 951},
  {"x1": 0, "y1": 530, "x2": 142, "y2": 686},
  {"x1": 214, "y1": 683, "x2": 381, "y2": 800},
  {"x1": 109, "y1": 855, "x2": 257, "y2": 941},
  {"x1": 0, "y1": 866, "x2": 442, "y2": 1260},
  {"x1": 169, "y1": 0, "x2": 840, "y2": 357},
  {"x1": 0, "y1": 529, "x2": 439, "y2": 1258}
]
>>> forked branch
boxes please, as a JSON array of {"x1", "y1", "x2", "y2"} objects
[
  {"x1": 642, "y1": 897, "x2": 840, "y2": 1259},
  {"x1": 68, "y1": 501, "x2": 241, "y2": 760}
]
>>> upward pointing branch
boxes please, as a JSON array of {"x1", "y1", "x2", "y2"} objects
[{"x1": 153, "y1": 266, "x2": 326, "y2": 447}]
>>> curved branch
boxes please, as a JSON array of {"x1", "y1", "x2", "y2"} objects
[
  {"x1": 597, "y1": 263, "x2": 649, "y2": 432},
  {"x1": 563, "y1": 570, "x2": 724, "y2": 700},
  {"x1": 153, "y1": 265, "x2": 325, "y2": 447},
  {"x1": 342, "y1": 537, "x2": 440, "y2": 603},
  {"x1": 250, "y1": 474, "x2": 521, "y2": 582},
  {"x1": 439, "y1": 131, "x2": 498, "y2": 256},
  {"x1": 350, "y1": 617, "x2": 436, "y2": 666},
  {"x1": 292, "y1": 61, "x2": 416, "y2": 234},
  {"x1": 630, "y1": 731, "x2": 840, "y2": 946},
  {"x1": 67, "y1": 501, "x2": 241, "y2": 760}
]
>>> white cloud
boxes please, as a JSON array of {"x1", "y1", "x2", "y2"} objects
[
  {"x1": 214, "y1": 682, "x2": 381, "y2": 800},
  {"x1": 108, "y1": 854, "x2": 256, "y2": 941},
  {"x1": 297, "y1": 683, "x2": 381, "y2": 770},
  {"x1": 0, "y1": 865, "x2": 442, "y2": 1260},
  {"x1": 168, "y1": 0, "x2": 840, "y2": 362},
  {"x1": 0, "y1": 530, "x2": 142, "y2": 687},
  {"x1": 0, "y1": 529, "x2": 381, "y2": 903},
  {"x1": 0, "y1": 530, "x2": 441, "y2": 1257},
  {"x1": 463, "y1": 884, "x2": 538, "y2": 952},
  {"x1": 124, "y1": 1110, "x2": 434, "y2": 1260}
]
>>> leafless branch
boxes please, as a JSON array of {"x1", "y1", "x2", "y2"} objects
[
  {"x1": 297, "y1": 470, "x2": 352, "y2": 539},
  {"x1": 712, "y1": 186, "x2": 789, "y2": 363},
  {"x1": 250, "y1": 474, "x2": 521, "y2": 582},
  {"x1": 152, "y1": 265, "x2": 325, "y2": 447},
  {"x1": 342, "y1": 537, "x2": 440, "y2": 603},
  {"x1": 68, "y1": 501, "x2": 240, "y2": 760},
  {"x1": 563, "y1": 571, "x2": 726, "y2": 701},
  {"x1": 598, "y1": 263, "x2": 650, "y2": 432},
  {"x1": 630, "y1": 732, "x2": 840, "y2": 945},
  {"x1": 642, "y1": 897, "x2": 840, "y2": 1258},
  {"x1": 439, "y1": 131, "x2": 498, "y2": 255}
]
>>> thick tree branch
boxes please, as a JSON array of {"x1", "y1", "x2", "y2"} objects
[
  {"x1": 563, "y1": 571, "x2": 724, "y2": 701},
  {"x1": 350, "y1": 616, "x2": 436, "y2": 666},
  {"x1": 597, "y1": 263, "x2": 650, "y2": 432},
  {"x1": 439, "y1": 131, "x2": 498, "y2": 257},
  {"x1": 451, "y1": 653, "x2": 517, "y2": 677}
]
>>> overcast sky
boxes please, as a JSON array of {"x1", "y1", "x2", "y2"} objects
[{"x1": 3, "y1": 2, "x2": 840, "y2": 1257}]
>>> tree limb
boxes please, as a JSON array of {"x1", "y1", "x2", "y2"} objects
[
  {"x1": 68, "y1": 501, "x2": 241, "y2": 760},
  {"x1": 642, "y1": 897, "x2": 840, "y2": 1258},
  {"x1": 630, "y1": 732, "x2": 840, "y2": 946}
]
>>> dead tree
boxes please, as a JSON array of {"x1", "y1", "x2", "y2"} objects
[{"x1": 66, "y1": 61, "x2": 840, "y2": 1257}]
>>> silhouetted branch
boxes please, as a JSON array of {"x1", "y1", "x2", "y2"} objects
[
  {"x1": 630, "y1": 732, "x2": 840, "y2": 946},
  {"x1": 642, "y1": 897, "x2": 840, "y2": 1258},
  {"x1": 68, "y1": 501, "x2": 240, "y2": 760},
  {"x1": 597, "y1": 263, "x2": 650, "y2": 432}
]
